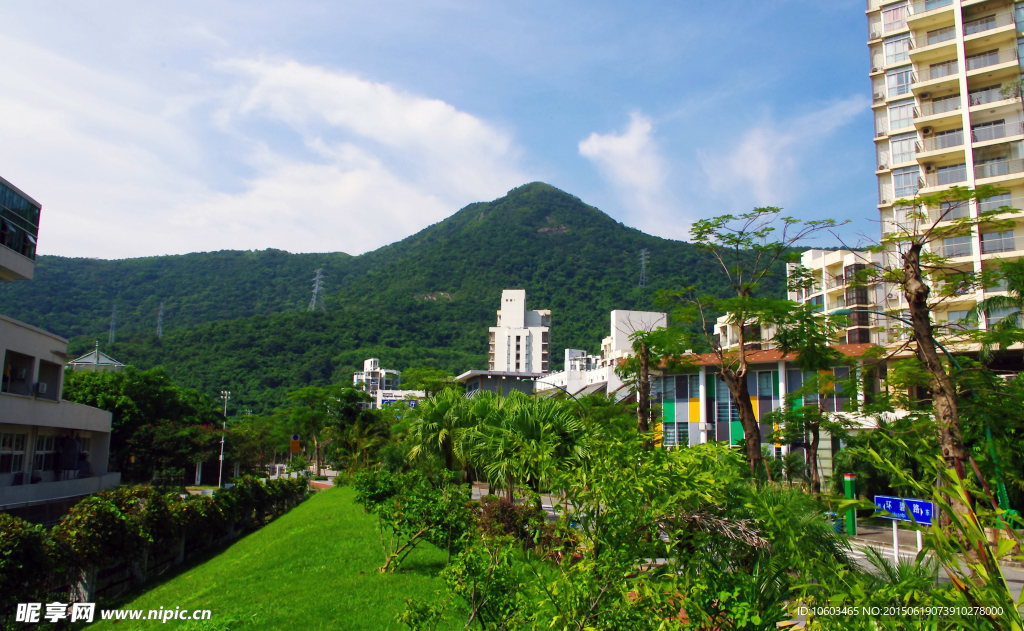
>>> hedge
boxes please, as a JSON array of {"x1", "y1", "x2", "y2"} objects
[{"x1": 0, "y1": 475, "x2": 308, "y2": 618}]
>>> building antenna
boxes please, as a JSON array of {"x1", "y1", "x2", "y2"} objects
[
  {"x1": 157, "y1": 301, "x2": 164, "y2": 338},
  {"x1": 638, "y1": 249, "x2": 649, "y2": 288},
  {"x1": 308, "y1": 268, "x2": 327, "y2": 311},
  {"x1": 108, "y1": 303, "x2": 117, "y2": 345}
]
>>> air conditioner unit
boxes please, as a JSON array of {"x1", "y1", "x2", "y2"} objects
[
  {"x1": 876, "y1": 130, "x2": 888, "y2": 137},
  {"x1": 871, "y1": 30, "x2": 882, "y2": 39},
  {"x1": 34, "y1": 382, "x2": 47, "y2": 395},
  {"x1": 881, "y1": 198, "x2": 890, "y2": 204},
  {"x1": 925, "y1": 164, "x2": 936, "y2": 172},
  {"x1": 920, "y1": 93, "x2": 930, "y2": 99},
  {"x1": 922, "y1": 126, "x2": 933, "y2": 135},
  {"x1": 878, "y1": 163, "x2": 888, "y2": 170},
  {"x1": 872, "y1": 67, "x2": 881, "y2": 73},
  {"x1": 874, "y1": 92, "x2": 885, "y2": 102}
]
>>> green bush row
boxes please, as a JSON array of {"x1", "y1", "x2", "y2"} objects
[{"x1": 0, "y1": 476, "x2": 308, "y2": 616}]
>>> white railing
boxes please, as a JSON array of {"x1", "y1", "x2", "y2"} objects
[
  {"x1": 972, "y1": 121, "x2": 1024, "y2": 143},
  {"x1": 966, "y1": 48, "x2": 1018, "y2": 72},
  {"x1": 963, "y1": 12, "x2": 1015, "y2": 37},
  {"x1": 917, "y1": 97, "x2": 961, "y2": 117},
  {"x1": 975, "y1": 158, "x2": 1024, "y2": 180},
  {"x1": 920, "y1": 130, "x2": 964, "y2": 152}
]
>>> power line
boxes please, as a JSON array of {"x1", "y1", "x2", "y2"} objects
[
  {"x1": 156, "y1": 301, "x2": 164, "y2": 338},
  {"x1": 308, "y1": 268, "x2": 327, "y2": 311},
  {"x1": 638, "y1": 249, "x2": 649, "y2": 288},
  {"x1": 108, "y1": 303, "x2": 117, "y2": 345}
]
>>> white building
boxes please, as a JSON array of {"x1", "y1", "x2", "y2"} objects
[
  {"x1": 0, "y1": 175, "x2": 119, "y2": 523},
  {"x1": 537, "y1": 310, "x2": 667, "y2": 397},
  {"x1": 353, "y1": 358, "x2": 400, "y2": 393},
  {"x1": 488, "y1": 289, "x2": 551, "y2": 374}
]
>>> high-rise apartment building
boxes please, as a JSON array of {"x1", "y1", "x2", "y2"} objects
[
  {"x1": 868, "y1": 0, "x2": 1024, "y2": 330},
  {"x1": 487, "y1": 289, "x2": 551, "y2": 373}
]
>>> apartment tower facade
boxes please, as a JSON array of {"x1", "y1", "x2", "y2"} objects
[{"x1": 868, "y1": 0, "x2": 1024, "y2": 330}]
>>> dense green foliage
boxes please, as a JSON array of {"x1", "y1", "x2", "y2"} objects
[{"x1": 1, "y1": 183, "x2": 787, "y2": 412}]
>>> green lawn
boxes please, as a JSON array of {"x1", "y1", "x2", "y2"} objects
[{"x1": 89, "y1": 487, "x2": 450, "y2": 630}]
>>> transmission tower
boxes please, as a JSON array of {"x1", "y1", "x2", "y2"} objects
[
  {"x1": 108, "y1": 303, "x2": 117, "y2": 344},
  {"x1": 156, "y1": 301, "x2": 164, "y2": 338},
  {"x1": 638, "y1": 249, "x2": 649, "y2": 288},
  {"x1": 308, "y1": 268, "x2": 327, "y2": 311}
]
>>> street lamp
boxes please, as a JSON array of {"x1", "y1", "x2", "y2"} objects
[
  {"x1": 833, "y1": 308, "x2": 1014, "y2": 515},
  {"x1": 218, "y1": 390, "x2": 230, "y2": 488},
  {"x1": 521, "y1": 379, "x2": 589, "y2": 416}
]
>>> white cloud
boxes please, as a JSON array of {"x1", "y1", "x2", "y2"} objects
[
  {"x1": 0, "y1": 38, "x2": 528, "y2": 258},
  {"x1": 578, "y1": 112, "x2": 682, "y2": 237},
  {"x1": 699, "y1": 96, "x2": 869, "y2": 204}
]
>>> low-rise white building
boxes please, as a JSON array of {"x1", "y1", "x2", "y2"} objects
[
  {"x1": 537, "y1": 309, "x2": 667, "y2": 397},
  {"x1": 0, "y1": 175, "x2": 118, "y2": 522},
  {"x1": 488, "y1": 289, "x2": 551, "y2": 374}
]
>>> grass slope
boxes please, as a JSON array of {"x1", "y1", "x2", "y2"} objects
[{"x1": 90, "y1": 487, "x2": 449, "y2": 630}]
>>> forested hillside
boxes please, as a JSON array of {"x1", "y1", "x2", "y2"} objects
[{"x1": 0, "y1": 183, "x2": 788, "y2": 412}]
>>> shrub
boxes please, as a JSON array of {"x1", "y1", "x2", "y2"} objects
[
  {"x1": 479, "y1": 496, "x2": 552, "y2": 550},
  {"x1": 0, "y1": 514, "x2": 57, "y2": 617}
]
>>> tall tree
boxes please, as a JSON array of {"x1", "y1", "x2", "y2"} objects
[{"x1": 664, "y1": 209, "x2": 842, "y2": 477}]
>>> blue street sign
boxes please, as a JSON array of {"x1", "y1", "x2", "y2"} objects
[{"x1": 873, "y1": 495, "x2": 934, "y2": 525}]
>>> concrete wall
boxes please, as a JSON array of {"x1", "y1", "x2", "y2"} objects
[
  {"x1": 0, "y1": 472, "x2": 121, "y2": 510},
  {"x1": 0, "y1": 245, "x2": 34, "y2": 281}
]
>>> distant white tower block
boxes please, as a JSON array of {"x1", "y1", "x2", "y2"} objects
[{"x1": 488, "y1": 289, "x2": 551, "y2": 374}]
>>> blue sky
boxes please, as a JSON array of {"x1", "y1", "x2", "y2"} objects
[{"x1": 0, "y1": 0, "x2": 879, "y2": 259}]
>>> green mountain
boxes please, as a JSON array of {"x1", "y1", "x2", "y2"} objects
[{"x1": 0, "y1": 182, "x2": 779, "y2": 412}]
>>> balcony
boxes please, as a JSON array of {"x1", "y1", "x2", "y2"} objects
[
  {"x1": 965, "y1": 48, "x2": 1018, "y2": 74},
  {"x1": 919, "y1": 130, "x2": 964, "y2": 152},
  {"x1": 975, "y1": 158, "x2": 1024, "y2": 181},
  {"x1": 940, "y1": 238, "x2": 973, "y2": 258},
  {"x1": 920, "y1": 60, "x2": 958, "y2": 81},
  {"x1": 972, "y1": 121, "x2": 1024, "y2": 144},
  {"x1": 0, "y1": 473, "x2": 121, "y2": 511},
  {"x1": 916, "y1": 96, "x2": 960, "y2": 119},
  {"x1": 924, "y1": 164, "x2": 968, "y2": 187},
  {"x1": 981, "y1": 233, "x2": 1021, "y2": 255},
  {"x1": 826, "y1": 275, "x2": 847, "y2": 290},
  {"x1": 963, "y1": 12, "x2": 1015, "y2": 38}
]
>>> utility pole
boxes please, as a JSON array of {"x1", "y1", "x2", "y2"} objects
[
  {"x1": 218, "y1": 390, "x2": 230, "y2": 488},
  {"x1": 108, "y1": 303, "x2": 117, "y2": 344},
  {"x1": 638, "y1": 249, "x2": 648, "y2": 288},
  {"x1": 308, "y1": 268, "x2": 326, "y2": 311},
  {"x1": 156, "y1": 301, "x2": 164, "y2": 338}
]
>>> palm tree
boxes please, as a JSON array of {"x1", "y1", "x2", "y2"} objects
[
  {"x1": 968, "y1": 258, "x2": 1024, "y2": 362},
  {"x1": 407, "y1": 388, "x2": 477, "y2": 472}
]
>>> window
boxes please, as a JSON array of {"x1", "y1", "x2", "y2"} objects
[
  {"x1": 969, "y1": 84, "x2": 1004, "y2": 107},
  {"x1": 893, "y1": 166, "x2": 920, "y2": 197},
  {"x1": 928, "y1": 59, "x2": 957, "y2": 79},
  {"x1": 923, "y1": 0, "x2": 952, "y2": 10},
  {"x1": 0, "y1": 433, "x2": 26, "y2": 474},
  {"x1": 988, "y1": 307, "x2": 1018, "y2": 325},
  {"x1": 927, "y1": 25, "x2": 955, "y2": 46},
  {"x1": 941, "y1": 235, "x2": 973, "y2": 257},
  {"x1": 939, "y1": 200, "x2": 970, "y2": 220},
  {"x1": 883, "y1": 2, "x2": 908, "y2": 33},
  {"x1": 807, "y1": 295, "x2": 824, "y2": 312},
  {"x1": 936, "y1": 163, "x2": 967, "y2": 185},
  {"x1": 932, "y1": 128, "x2": 963, "y2": 149},
  {"x1": 888, "y1": 99, "x2": 915, "y2": 130},
  {"x1": 972, "y1": 120, "x2": 1006, "y2": 143},
  {"x1": 945, "y1": 310, "x2": 975, "y2": 329},
  {"x1": 964, "y1": 14, "x2": 998, "y2": 36},
  {"x1": 930, "y1": 94, "x2": 961, "y2": 115},
  {"x1": 966, "y1": 50, "x2": 1000, "y2": 71},
  {"x1": 663, "y1": 423, "x2": 677, "y2": 447},
  {"x1": 887, "y1": 67, "x2": 914, "y2": 97},
  {"x1": 33, "y1": 435, "x2": 57, "y2": 471},
  {"x1": 890, "y1": 132, "x2": 917, "y2": 163},
  {"x1": 981, "y1": 230, "x2": 1016, "y2": 254},
  {"x1": 1017, "y1": 2, "x2": 1024, "y2": 26},
  {"x1": 979, "y1": 192, "x2": 1013, "y2": 212},
  {"x1": 884, "y1": 34, "x2": 912, "y2": 65}
]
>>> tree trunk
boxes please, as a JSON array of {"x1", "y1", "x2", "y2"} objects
[
  {"x1": 720, "y1": 370, "x2": 770, "y2": 479},
  {"x1": 903, "y1": 244, "x2": 967, "y2": 473},
  {"x1": 637, "y1": 340, "x2": 650, "y2": 437},
  {"x1": 807, "y1": 422, "x2": 820, "y2": 494}
]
